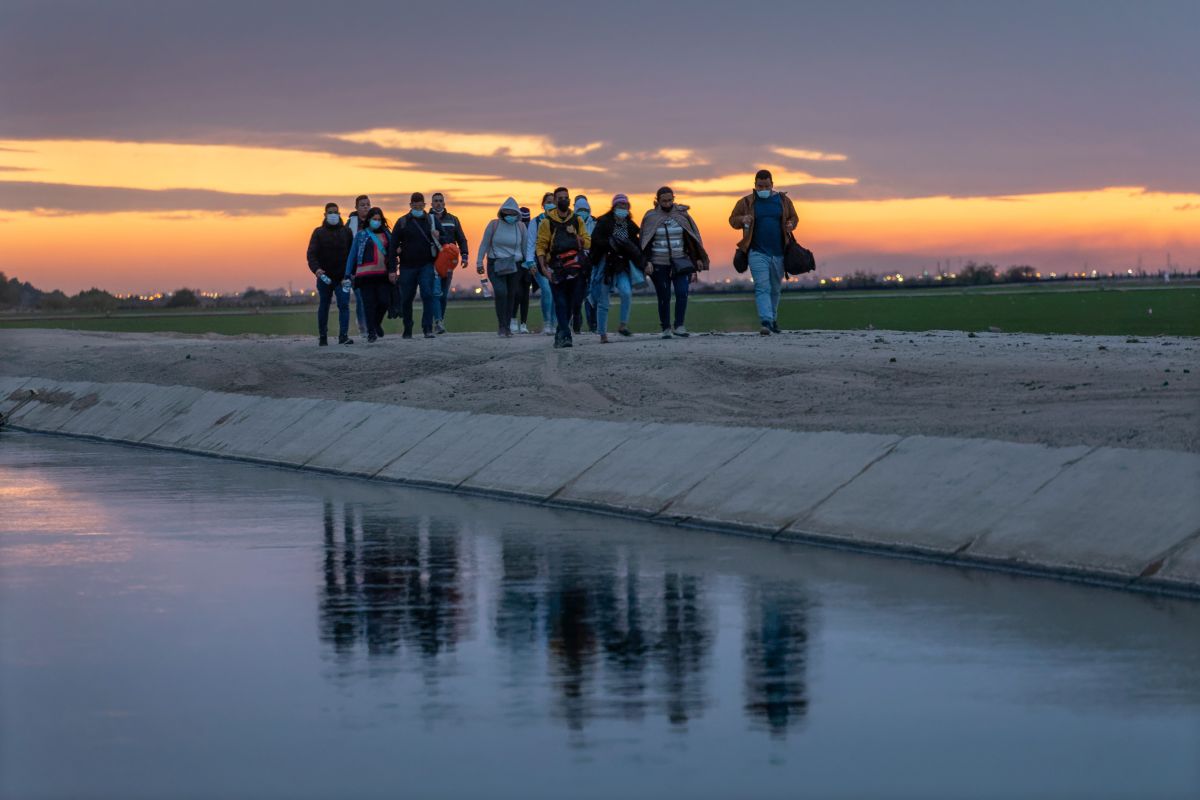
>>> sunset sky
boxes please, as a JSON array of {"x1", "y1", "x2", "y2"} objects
[{"x1": 1, "y1": 0, "x2": 1197, "y2": 294}]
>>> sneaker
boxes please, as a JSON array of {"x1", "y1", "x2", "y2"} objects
[
  {"x1": 661, "y1": 329, "x2": 673, "y2": 339},
  {"x1": 543, "y1": 326, "x2": 555, "y2": 336},
  {"x1": 618, "y1": 326, "x2": 632, "y2": 337},
  {"x1": 519, "y1": 323, "x2": 529, "y2": 334},
  {"x1": 600, "y1": 333, "x2": 610, "y2": 344},
  {"x1": 562, "y1": 335, "x2": 573, "y2": 348},
  {"x1": 338, "y1": 335, "x2": 354, "y2": 345},
  {"x1": 760, "y1": 321, "x2": 771, "y2": 336},
  {"x1": 497, "y1": 327, "x2": 507, "y2": 338},
  {"x1": 367, "y1": 334, "x2": 378, "y2": 343},
  {"x1": 509, "y1": 319, "x2": 519, "y2": 333},
  {"x1": 770, "y1": 321, "x2": 782, "y2": 334},
  {"x1": 505, "y1": 329, "x2": 514, "y2": 338},
  {"x1": 673, "y1": 326, "x2": 689, "y2": 337},
  {"x1": 424, "y1": 331, "x2": 436, "y2": 339},
  {"x1": 435, "y1": 320, "x2": 446, "y2": 335},
  {"x1": 553, "y1": 335, "x2": 564, "y2": 349},
  {"x1": 318, "y1": 336, "x2": 328, "y2": 346},
  {"x1": 402, "y1": 330, "x2": 413, "y2": 340}
]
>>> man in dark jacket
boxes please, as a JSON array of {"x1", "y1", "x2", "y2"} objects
[
  {"x1": 430, "y1": 192, "x2": 468, "y2": 334},
  {"x1": 387, "y1": 192, "x2": 441, "y2": 339},
  {"x1": 306, "y1": 202, "x2": 355, "y2": 346}
]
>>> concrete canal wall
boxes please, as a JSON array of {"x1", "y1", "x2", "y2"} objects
[{"x1": 3, "y1": 374, "x2": 1198, "y2": 597}]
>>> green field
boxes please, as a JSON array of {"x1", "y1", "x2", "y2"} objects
[{"x1": 2, "y1": 286, "x2": 1197, "y2": 337}]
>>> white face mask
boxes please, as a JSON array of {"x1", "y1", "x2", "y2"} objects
[{"x1": 326, "y1": 212, "x2": 340, "y2": 224}]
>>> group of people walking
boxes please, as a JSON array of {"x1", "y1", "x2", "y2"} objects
[{"x1": 305, "y1": 170, "x2": 798, "y2": 347}]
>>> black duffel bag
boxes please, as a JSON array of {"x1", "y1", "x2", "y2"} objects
[
  {"x1": 784, "y1": 235, "x2": 816, "y2": 275},
  {"x1": 733, "y1": 248, "x2": 749, "y2": 274}
]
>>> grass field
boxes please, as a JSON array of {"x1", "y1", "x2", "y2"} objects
[{"x1": 2, "y1": 286, "x2": 1197, "y2": 337}]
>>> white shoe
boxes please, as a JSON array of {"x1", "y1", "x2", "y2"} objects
[
  {"x1": 519, "y1": 323, "x2": 529, "y2": 334},
  {"x1": 661, "y1": 329, "x2": 673, "y2": 339},
  {"x1": 544, "y1": 326, "x2": 555, "y2": 336},
  {"x1": 509, "y1": 319, "x2": 518, "y2": 333},
  {"x1": 673, "y1": 326, "x2": 689, "y2": 337}
]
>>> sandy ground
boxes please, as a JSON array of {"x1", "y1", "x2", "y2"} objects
[{"x1": 1, "y1": 327, "x2": 1196, "y2": 453}]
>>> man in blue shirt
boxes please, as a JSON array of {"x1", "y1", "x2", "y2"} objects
[{"x1": 729, "y1": 170, "x2": 799, "y2": 335}]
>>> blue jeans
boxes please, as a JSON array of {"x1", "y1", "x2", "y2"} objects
[
  {"x1": 316, "y1": 278, "x2": 350, "y2": 339},
  {"x1": 651, "y1": 267, "x2": 690, "y2": 330},
  {"x1": 397, "y1": 264, "x2": 437, "y2": 334},
  {"x1": 433, "y1": 270, "x2": 453, "y2": 321},
  {"x1": 533, "y1": 267, "x2": 555, "y2": 329},
  {"x1": 353, "y1": 288, "x2": 367, "y2": 333},
  {"x1": 596, "y1": 271, "x2": 632, "y2": 334},
  {"x1": 551, "y1": 276, "x2": 585, "y2": 339},
  {"x1": 749, "y1": 250, "x2": 784, "y2": 323}
]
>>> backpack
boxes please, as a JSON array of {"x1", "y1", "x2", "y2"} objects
[
  {"x1": 435, "y1": 243, "x2": 460, "y2": 278},
  {"x1": 547, "y1": 214, "x2": 587, "y2": 278}
]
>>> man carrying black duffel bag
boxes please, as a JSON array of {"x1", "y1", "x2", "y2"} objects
[{"x1": 729, "y1": 169, "x2": 801, "y2": 336}]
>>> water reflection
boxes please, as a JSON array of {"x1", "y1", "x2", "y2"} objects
[
  {"x1": 318, "y1": 503, "x2": 814, "y2": 738},
  {"x1": 318, "y1": 501, "x2": 469, "y2": 672}
]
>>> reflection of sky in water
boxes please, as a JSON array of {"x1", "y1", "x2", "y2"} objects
[{"x1": 2, "y1": 433, "x2": 1198, "y2": 800}]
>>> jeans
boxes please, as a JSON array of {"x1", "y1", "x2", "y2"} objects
[
  {"x1": 353, "y1": 288, "x2": 367, "y2": 333},
  {"x1": 511, "y1": 268, "x2": 532, "y2": 323},
  {"x1": 651, "y1": 266, "x2": 691, "y2": 330},
  {"x1": 551, "y1": 276, "x2": 585, "y2": 339},
  {"x1": 434, "y1": 270, "x2": 453, "y2": 321},
  {"x1": 357, "y1": 281, "x2": 391, "y2": 337},
  {"x1": 585, "y1": 261, "x2": 605, "y2": 330},
  {"x1": 748, "y1": 250, "x2": 785, "y2": 323},
  {"x1": 316, "y1": 278, "x2": 350, "y2": 339},
  {"x1": 533, "y1": 268, "x2": 555, "y2": 329},
  {"x1": 487, "y1": 261, "x2": 520, "y2": 330},
  {"x1": 397, "y1": 263, "x2": 437, "y2": 334},
  {"x1": 571, "y1": 267, "x2": 590, "y2": 333},
  {"x1": 596, "y1": 271, "x2": 632, "y2": 334}
]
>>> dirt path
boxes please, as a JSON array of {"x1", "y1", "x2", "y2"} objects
[{"x1": 2, "y1": 327, "x2": 1196, "y2": 452}]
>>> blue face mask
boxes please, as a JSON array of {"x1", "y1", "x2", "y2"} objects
[
  {"x1": 503, "y1": 214, "x2": 518, "y2": 224},
  {"x1": 326, "y1": 212, "x2": 340, "y2": 225},
  {"x1": 577, "y1": 210, "x2": 589, "y2": 220},
  {"x1": 614, "y1": 208, "x2": 630, "y2": 219},
  {"x1": 368, "y1": 219, "x2": 382, "y2": 231},
  {"x1": 543, "y1": 203, "x2": 555, "y2": 213},
  {"x1": 410, "y1": 208, "x2": 425, "y2": 218},
  {"x1": 756, "y1": 189, "x2": 772, "y2": 199}
]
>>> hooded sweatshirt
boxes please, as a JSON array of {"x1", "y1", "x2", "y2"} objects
[
  {"x1": 574, "y1": 196, "x2": 596, "y2": 237},
  {"x1": 476, "y1": 197, "x2": 528, "y2": 269}
]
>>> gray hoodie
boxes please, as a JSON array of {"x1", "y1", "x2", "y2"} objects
[{"x1": 476, "y1": 197, "x2": 527, "y2": 269}]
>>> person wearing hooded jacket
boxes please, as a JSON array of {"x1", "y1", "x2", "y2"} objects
[
  {"x1": 640, "y1": 186, "x2": 709, "y2": 338},
  {"x1": 306, "y1": 201, "x2": 355, "y2": 346},
  {"x1": 588, "y1": 194, "x2": 643, "y2": 343},
  {"x1": 476, "y1": 197, "x2": 528, "y2": 337},
  {"x1": 728, "y1": 169, "x2": 800, "y2": 335},
  {"x1": 524, "y1": 192, "x2": 557, "y2": 335}
]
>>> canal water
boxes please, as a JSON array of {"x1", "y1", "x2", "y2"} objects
[{"x1": 1, "y1": 432, "x2": 1197, "y2": 800}]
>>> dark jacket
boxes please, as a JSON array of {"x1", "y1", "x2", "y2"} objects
[
  {"x1": 387, "y1": 213, "x2": 441, "y2": 270},
  {"x1": 432, "y1": 209, "x2": 469, "y2": 259},
  {"x1": 306, "y1": 221, "x2": 354, "y2": 282},
  {"x1": 304, "y1": 220, "x2": 350, "y2": 283},
  {"x1": 590, "y1": 212, "x2": 644, "y2": 281}
]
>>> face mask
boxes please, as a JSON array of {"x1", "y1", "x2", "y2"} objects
[
  {"x1": 614, "y1": 208, "x2": 629, "y2": 219},
  {"x1": 503, "y1": 214, "x2": 517, "y2": 224},
  {"x1": 756, "y1": 189, "x2": 772, "y2": 199},
  {"x1": 411, "y1": 208, "x2": 425, "y2": 217},
  {"x1": 543, "y1": 203, "x2": 555, "y2": 213},
  {"x1": 577, "y1": 210, "x2": 589, "y2": 220},
  {"x1": 326, "y1": 213, "x2": 340, "y2": 225},
  {"x1": 556, "y1": 198, "x2": 570, "y2": 212},
  {"x1": 368, "y1": 219, "x2": 382, "y2": 231}
]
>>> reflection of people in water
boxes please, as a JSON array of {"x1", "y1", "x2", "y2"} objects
[
  {"x1": 317, "y1": 501, "x2": 469, "y2": 671},
  {"x1": 743, "y1": 584, "x2": 810, "y2": 737},
  {"x1": 655, "y1": 573, "x2": 711, "y2": 726}
]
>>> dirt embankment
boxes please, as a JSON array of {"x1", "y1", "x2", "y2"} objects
[{"x1": 1, "y1": 327, "x2": 1196, "y2": 452}]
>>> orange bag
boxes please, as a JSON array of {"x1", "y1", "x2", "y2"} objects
[{"x1": 435, "y1": 243, "x2": 460, "y2": 278}]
